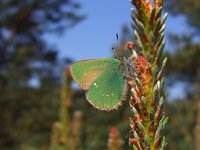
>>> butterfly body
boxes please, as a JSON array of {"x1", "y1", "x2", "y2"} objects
[{"x1": 70, "y1": 57, "x2": 133, "y2": 110}]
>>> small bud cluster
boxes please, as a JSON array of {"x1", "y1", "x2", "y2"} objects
[{"x1": 107, "y1": 127, "x2": 124, "y2": 150}]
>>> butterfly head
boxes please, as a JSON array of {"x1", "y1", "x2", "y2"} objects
[{"x1": 112, "y1": 47, "x2": 135, "y2": 80}]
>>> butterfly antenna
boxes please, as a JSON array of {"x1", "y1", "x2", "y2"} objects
[
  {"x1": 112, "y1": 34, "x2": 120, "y2": 59},
  {"x1": 115, "y1": 33, "x2": 124, "y2": 60},
  {"x1": 116, "y1": 33, "x2": 119, "y2": 50}
]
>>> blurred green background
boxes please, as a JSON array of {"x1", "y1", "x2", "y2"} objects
[{"x1": 0, "y1": 0, "x2": 199, "y2": 150}]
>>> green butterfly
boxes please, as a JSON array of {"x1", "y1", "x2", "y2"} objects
[{"x1": 70, "y1": 56, "x2": 132, "y2": 111}]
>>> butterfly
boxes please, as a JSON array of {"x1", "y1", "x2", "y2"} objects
[
  {"x1": 70, "y1": 48, "x2": 136, "y2": 111},
  {"x1": 70, "y1": 34, "x2": 137, "y2": 110}
]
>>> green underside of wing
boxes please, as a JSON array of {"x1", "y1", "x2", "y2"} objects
[
  {"x1": 70, "y1": 58, "x2": 120, "y2": 90},
  {"x1": 87, "y1": 66, "x2": 125, "y2": 110}
]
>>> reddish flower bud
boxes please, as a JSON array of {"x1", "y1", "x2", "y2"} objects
[
  {"x1": 110, "y1": 127, "x2": 120, "y2": 139},
  {"x1": 59, "y1": 137, "x2": 66, "y2": 145},
  {"x1": 145, "y1": 0, "x2": 152, "y2": 14},
  {"x1": 126, "y1": 42, "x2": 135, "y2": 50},
  {"x1": 135, "y1": 85, "x2": 141, "y2": 97},
  {"x1": 65, "y1": 66, "x2": 72, "y2": 78},
  {"x1": 148, "y1": 121, "x2": 154, "y2": 134},
  {"x1": 130, "y1": 122, "x2": 137, "y2": 130},
  {"x1": 129, "y1": 138, "x2": 137, "y2": 145},
  {"x1": 135, "y1": 56, "x2": 152, "y2": 85},
  {"x1": 131, "y1": 0, "x2": 152, "y2": 16},
  {"x1": 154, "y1": 0, "x2": 163, "y2": 8},
  {"x1": 134, "y1": 115, "x2": 141, "y2": 122},
  {"x1": 130, "y1": 96, "x2": 137, "y2": 106}
]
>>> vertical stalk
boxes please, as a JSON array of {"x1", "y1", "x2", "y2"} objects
[
  {"x1": 50, "y1": 67, "x2": 72, "y2": 150},
  {"x1": 128, "y1": 0, "x2": 168, "y2": 149},
  {"x1": 69, "y1": 111, "x2": 83, "y2": 150},
  {"x1": 195, "y1": 101, "x2": 200, "y2": 150}
]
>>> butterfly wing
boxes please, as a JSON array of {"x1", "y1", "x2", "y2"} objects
[
  {"x1": 86, "y1": 65, "x2": 129, "y2": 110},
  {"x1": 70, "y1": 58, "x2": 120, "y2": 90}
]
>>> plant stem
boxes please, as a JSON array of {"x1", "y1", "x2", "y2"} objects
[
  {"x1": 195, "y1": 101, "x2": 200, "y2": 150},
  {"x1": 50, "y1": 67, "x2": 72, "y2": 150}
]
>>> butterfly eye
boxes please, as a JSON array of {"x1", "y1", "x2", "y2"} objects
[{"x1": 112, "y1": 48, "x2": 121, "y2": 59}]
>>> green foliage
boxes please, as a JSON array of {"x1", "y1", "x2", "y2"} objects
[
  {"x1": 165, "y1": 100, "x2": 197, "y2": 150},
  {"x1": 166, "y1": 0, "x2": 200, "y2": 31},
  {"x1": 0, "y1": 88, "x2": 60, "y2": 150},
  {"x1": 0, "y1": 0, "x2": 84, "y2": 88},
  {"x1": 0, "y1": 1, "x2": 84, "y2": 149},
  {"x1": 0, "y1": 87, "x2": 196, "y2": 149},
  {"x1": 165, "y1": 44, "x2": 200, "y2": 78}
]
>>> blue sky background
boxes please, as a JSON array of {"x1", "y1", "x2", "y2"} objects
[
  {"x1": 43, "y1": 0, "x2": 189, "y2": 61},
  {"x1": 42, "y1": 0, "x2": 190, "y2": 100}
]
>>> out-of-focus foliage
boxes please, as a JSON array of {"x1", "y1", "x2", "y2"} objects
[
  {"x1": 0, "y1": 0, "x2": 84, "y2": 88},
  {"x1": 165, "y1": 100, "x2": 197, "y2": 150},
  {"x1": 1, "y1": 87, "x2": 197, "y2": 149},
  {"x1": 165, "y1": 0, "x2": 200, "y2": 149},
  {"x1": 165, "y1": 0, "x2": 200, "y2": 101},
  {"x1": 165, "y1": 43, "x2": 200, "y2": 79},
  {"x1": 0, "y1": 87, "x2": 60, "y2": 150},
  {"x1": 72, "y1": 92, "x2": 131, "y2": 150},
  {"x1": 0, "y1": 0, "x2": 84, "y2": 149},
  {"x1": 166, "y1": 0, "x2": 200, "y2": 31}
]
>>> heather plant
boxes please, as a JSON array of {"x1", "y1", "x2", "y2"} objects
[
  {"x1": 70, "y1": 0, "x2": 168, "y2": 149},
  {"x1": 128, "y1": 0, "x2": 168, "y2": 149}
]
